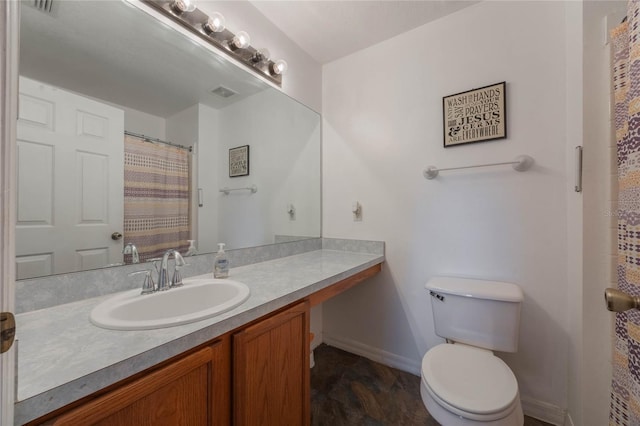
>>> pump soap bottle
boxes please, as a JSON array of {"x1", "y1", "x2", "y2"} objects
[{"x1": 214, "y1": 243, "x2": 229, "y2": 278}]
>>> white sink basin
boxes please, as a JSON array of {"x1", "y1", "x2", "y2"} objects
[{"x1": 90, "y1": 278, "x2": 250, "y2": 330}]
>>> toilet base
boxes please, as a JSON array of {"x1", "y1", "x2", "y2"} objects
[{"x1": 420, "y1": 380, "x2": 523, "y2": 426}]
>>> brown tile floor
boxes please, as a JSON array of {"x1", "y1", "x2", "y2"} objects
[{"x1": 311, "y1": 344, "x2": 552, "y2": 426}]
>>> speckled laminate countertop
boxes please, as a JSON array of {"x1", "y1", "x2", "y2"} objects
[{"x1": 14, "y1": 249, "x2": 384, "y2": 425}]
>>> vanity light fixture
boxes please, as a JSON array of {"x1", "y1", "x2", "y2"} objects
[
  {"x1": 171, "y1": 0, "x2": 196, "y2": 14},
  {"x1": 203, "y1": 12, "x2": 225, "y2": 33},
  {"x1": 147, "y1": 0, "x2": 286, "y2": 86}
]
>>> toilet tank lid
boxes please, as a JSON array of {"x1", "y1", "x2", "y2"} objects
[{"x1": 425, "y1": 277, "x2": 523, "y2": 302}]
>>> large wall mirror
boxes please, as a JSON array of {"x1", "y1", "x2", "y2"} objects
[{"x1": 16, "y1": 0, "x2": 321, "y2": 280}]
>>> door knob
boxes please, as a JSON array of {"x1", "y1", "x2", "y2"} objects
[
  {"x1": 1, "y1": 312, "x2": 16, "y2": 354},
  {"x1": 605, "y1": 288, "x2": 640, "y2": 312},
  {"x1": 111, "y1": 232, "x2": 123, "y2": 241}
]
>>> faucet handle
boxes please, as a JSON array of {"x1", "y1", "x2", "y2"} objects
[
  {"x1": 171, "y1": 267, "x2": 183, "y2": 288},
  {"x1": 147, "y1": 258, "x2": 162, "y2": 274},
  {"x1": 171, "y1": 262, "x2": 189, "y2": 288},
  {"x1": 129, "y1": 270, "x2": 156, "y2": 295},
  {"x1": 122, "y1": 243, "x2": 140, "y2": 264},
  {"x1": 169, "y1": 251, "x2": 187, "y2": 288},
  {"x1": 174, "y1": 251, "x2": 186, "y2": 267}
]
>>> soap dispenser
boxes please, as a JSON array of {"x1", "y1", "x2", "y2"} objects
[{"x1": 214, "y1": 243, "x2": 229, "y2": 278}]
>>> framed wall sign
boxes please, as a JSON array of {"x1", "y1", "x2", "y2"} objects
[
  {"x1": 443, "y1": 81, "x2": 506, "y2": 147},
  {"x1": 229, "y1": 145, "x2": 250, "y2": 177}
]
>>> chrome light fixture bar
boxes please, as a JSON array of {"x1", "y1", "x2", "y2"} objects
[{"x1": 144, "y1": 0, "x2": 285, "y2": 86}]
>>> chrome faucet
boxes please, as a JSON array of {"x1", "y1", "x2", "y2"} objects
[
  {"x1": 122, "y1": 242, "x2": 139, "y2": 264},
  {"x1": 157, "y1": 249, "x2": 186, "y2": 291},
  {"x1": 129, "y1": 269, "x2": 156, "y2": 295}
]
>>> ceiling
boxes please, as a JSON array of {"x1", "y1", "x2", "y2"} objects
[{"x1": 249, "y1": 1, "x2": 480, "y2": 64}]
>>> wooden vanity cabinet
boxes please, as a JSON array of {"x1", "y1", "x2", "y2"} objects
[
  {"x1": 36, "y1": 337, "x2": 231, "y2": 426},
  {"x1": 232, "y1": 301, "x2": 310, "y2": 426},
  {"x1": 29, "y1": 302, "x2": 311, "y2": 426},
  {"x1": 27, "y1": 265, "x2": 381, "y2": 426}
]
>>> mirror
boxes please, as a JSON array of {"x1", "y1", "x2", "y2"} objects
[{"x1": 16, "y1": 0, "x2": 321, "y2": 280}]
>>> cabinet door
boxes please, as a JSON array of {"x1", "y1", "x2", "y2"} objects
[
  {"x1": 233, "y1": 301, "x2": 310, "y2": 426},
  {"x1": 47, "y1": 338, "x2": 230, "y2": 426}
]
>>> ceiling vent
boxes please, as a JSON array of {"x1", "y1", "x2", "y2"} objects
[
  {"x1": 211, "y1": 86, "x2": 236, "y2": 98},
  {"x1": 32, "y1": 0, "x2": 53, "y2": 13}
]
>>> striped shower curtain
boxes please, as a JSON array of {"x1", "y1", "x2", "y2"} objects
[
  {"x1": 611, "y1": 3, "x2": 640, "y2": 424},
  {"x1": 123, "y1": 135, "x2": 191, "y2": 262}
]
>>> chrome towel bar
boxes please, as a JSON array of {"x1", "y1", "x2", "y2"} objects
[
  {"x1": 219, "y1": 185, "x2": 258, "y2": 195},
  {"x1": 423, "y1": 155, "x2": 534, "y2": 180}
]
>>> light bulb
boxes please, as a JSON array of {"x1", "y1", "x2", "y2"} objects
[
  {"x1": 270, "y1": 59, "x2": 288, "y2": 76},
  {"x1": 171, "y1": 0, "x2": 196, "y2": 13},
  {"x1": 204, "y1": 12, "x2": 225, "y2": 33},
  {"x1": 231, "y1": 31, "x2": 251, "y2": 49}
]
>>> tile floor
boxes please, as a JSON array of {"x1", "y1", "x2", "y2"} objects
[{"x1": 310, "y1": 344, "x2": 552, "y2": 426}]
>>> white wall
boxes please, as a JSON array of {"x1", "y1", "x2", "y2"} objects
[
  {"x1": 198, "y1": 1, "x2": 322, "y2": 113},
  {"x1": 216, "y1": 89, "x2": 321, "y2": 249},
  {"x1": 322, "y1": 1, "x2": 572, "y2": 422},
  {"x1": 164, "y1": 93, "x2": 321, "y2": 253},
  {"x1": 166, "y1": 105, "x2": 198, "y2": 147},
  {"x1": 122, "y1": 106, "x2": 166, "y2": 141}
]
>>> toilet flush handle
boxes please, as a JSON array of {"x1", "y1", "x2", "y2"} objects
[{"x1": 430, "y1": 291, "x2": 445, "y2": 302}]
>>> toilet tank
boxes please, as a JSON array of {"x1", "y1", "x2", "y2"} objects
[{"x1": 426, "y1": 277, "x2": 523, "y2": 353}]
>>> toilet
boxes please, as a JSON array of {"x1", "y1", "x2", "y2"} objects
[{"x1": 421, "y1": 277, "x2": 524, "y2": 426}]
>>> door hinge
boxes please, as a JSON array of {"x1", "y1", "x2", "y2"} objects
[{"x1": 1, "y1": 312, "x2": 16, "y2": 354}]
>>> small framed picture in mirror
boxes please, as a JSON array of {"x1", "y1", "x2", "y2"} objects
[{"x1": 229, "y1": 145, "x2": 250, "y2": 177}]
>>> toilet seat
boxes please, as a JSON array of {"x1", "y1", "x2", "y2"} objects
[{"x1": 421, "y1": 343, "x2": 519, "y2": 420}]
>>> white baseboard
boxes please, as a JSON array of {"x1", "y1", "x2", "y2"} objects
[
  {"x1": 322, "y1": 334, "x2": 421, "y2": 376},
  {"x1": 311, "y1": 332, "x2": 323, "y2": 351},
  {"x1": 521, "y1": 396, "x2": 566, "y2": 426},
  {"x1": 323, "y1": 335, "x2": 567, "y2": 425}
]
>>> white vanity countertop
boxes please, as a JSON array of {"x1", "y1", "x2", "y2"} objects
[{"x1": 14, "y1": 249, "x2": 384, "y2": 425}]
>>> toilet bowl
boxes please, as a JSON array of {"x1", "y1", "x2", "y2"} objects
[
  {"x1": 419, "y1": 343, "x2": 523, "y2": 425},
  {"x1": 422, "y1": 277, "x2": 524, "y2": 425}
]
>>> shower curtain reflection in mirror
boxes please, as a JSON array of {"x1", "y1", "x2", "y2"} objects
[{"x1": 123, "y1": 135, "x2": 191, "y2": 263}]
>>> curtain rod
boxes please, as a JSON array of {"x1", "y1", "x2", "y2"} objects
[{"x1": 124, "y1": 131, "x2": 193, "y2": 152}]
